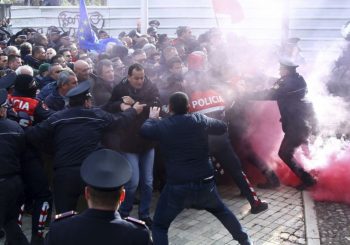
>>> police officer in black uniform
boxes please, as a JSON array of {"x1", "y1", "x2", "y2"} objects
[
  {"x1": 44, "y1": 149, "x2": 152, "y2": 245},
  {"x1": 248, "y1": 59, "x2": 317, "y2": 190},
  {"x1": 10, "y1": 72, "x2": 53, "y2": 245},
  {"x1": 26, "y1": 81, "x2": 145, "y2": 214},
  {"x1": 0, "y1": 89, "x2": 29, "y2": 245}
]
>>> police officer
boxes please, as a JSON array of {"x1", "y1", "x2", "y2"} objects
[
  {"x1": 9, "y1": 66, "x2": 53, "y2": 245},
  {"x1": 26, "y1": 81, "x2": 145, "y2": 214},
  {"x1": 0, "y1": 89, "x2": 29, "y2": 245},
  {"x1": 140, "y1": 92, "x2": 252, "y2": 245},
  {"x1": 0, "y1": 72, "x2": 16, "y2": 94},
  {"x1": 44, "y1": 149, "x2": 152, "y2": 245},
  {"x1": 248, "y1": 59, "x2": 317, "y2": 190}
]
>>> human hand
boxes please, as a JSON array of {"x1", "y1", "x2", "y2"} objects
[
  {"x1": 120, "y1": 102, "x2": 131, "y2": 111},
  {"x1": 149, "y1": 107, "x2": 160, "y2": 119},
  {"x1": 122, "y1": 96, "x2": 135, "y2": 105},
  {"x1": 133, "y1": 102, "x2": 147, "y2": 114}
]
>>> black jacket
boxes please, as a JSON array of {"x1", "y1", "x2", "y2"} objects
[
  {"x1": 140, "y1": 113, "x2": 227, "y2": 184},
  {"x1": 26, "y1": 106, "x2": 137, "y2": 170},
  {"x1": 91, "y1": 77, "x2": 115, "y2": 106},
  {"x1": 44, "y1": 209, "x2": 151, "y2": 245},
  {"x1": 23, "y1": 55, "x2": 43, "y2": 70},
  {"x1": 103, "y1": 77, "x2": 160, "y2": 153},
  {"x1": 44, "y1": 88, "x2": 65, "y2": 111},
  {"x1": 252, "y1": 73, "x2": 316, "y2": 135},
  {"x1": 0, "y1": 118, "x2": 25, "y2": 176}
]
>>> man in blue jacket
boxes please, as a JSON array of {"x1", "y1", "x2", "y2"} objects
[{"x1": 140, "y1": 92, "x2": 252, "y2": 245}]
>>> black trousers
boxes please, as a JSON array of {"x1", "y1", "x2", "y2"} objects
[
  {"x1": 209, "y1": 133, "x2": 259, "y2": 206},
  {"x1": 0, "y1": 175, "x2": 29, "y2": 244},
  {"x1": 278, "y1": 132, "x2": 314, "y2": 184},
  {"x1": 22, "y1": 149, "x2": 52, "y2": 237},
  {"x1": 53, "y1": 167, "x2": 85, "y2": 214}
]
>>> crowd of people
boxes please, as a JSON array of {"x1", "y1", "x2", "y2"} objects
[{"x1": 0, "y1": 19, "x2": 318, "y2": 245}]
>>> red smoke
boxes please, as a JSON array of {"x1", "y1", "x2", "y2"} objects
[
  {"x1": 309, "y1": 147, "x2": 350, "y2": 204},
  {"x1": 243, "y1": 101, "x2": 300, "y2": 186},
  {"x1": 241, "y1": 101, "x2": 350, "y2": 205}
]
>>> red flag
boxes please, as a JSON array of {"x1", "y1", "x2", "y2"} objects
[{"x1": 212, "y1": 0, "x2": 244, "y2": 23}]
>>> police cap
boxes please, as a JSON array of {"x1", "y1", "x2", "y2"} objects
[
  {"x1": 0, "y1": 88, "x2": 8, "y2": 107},
  {"x1": 279, "y1": 58, "x2": 299, "y2": 68},
  {"x1": 0, "y1": 72, "x2": 16, "y2": 90},
  {"x1": 65, "y1": 80, "x2": 91, "y2": 99},
  {"x1": 81, "y1": 149, "x2": 132, "y2": 190}
]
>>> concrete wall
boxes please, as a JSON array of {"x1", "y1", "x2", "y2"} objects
[{"x1": 289, "y1": 0, "x2": 350, "y2": 58}]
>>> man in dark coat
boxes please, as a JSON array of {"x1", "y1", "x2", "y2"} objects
[
  {"x1": 103, "y1": 63, "x2": 160, "y2": 226},
  {"x1": 140, "y1": 92, "x2": 252, "y2": 245},
  {"x1": 249, "y1": 59, "x2": 317, "y2": 190},
  {"x1": 92, "y1": 59, "x2": 116, "y2": 106},
  {"x1": 44, "y1": 149, "x2": 152, "y2": 245}
]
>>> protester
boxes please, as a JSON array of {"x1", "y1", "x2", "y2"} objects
[
  {"x1": 104, "y1": 63, "x2": 160, "y2": 227},
  {"x1": 140, "y1": 92, "x2": 252, "y2": 245}
]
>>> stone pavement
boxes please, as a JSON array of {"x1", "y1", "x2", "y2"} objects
[
  {"x1": 315, "y1": 201, "x2": 350, "y2": 245},
  {"x1": 1, "y1": 184, "x2": 309, "y2": 245}
]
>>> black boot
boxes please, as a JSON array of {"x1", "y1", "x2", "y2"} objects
[
  {"x1": 30, "y1": 235, "x2": 44, "y2": 245},
  {"x1": 296, "y1": 173, "x2": 317, "y2": 190},
  {"x1": 257, "y1": 171, "x2": 280, "y2": 189}
]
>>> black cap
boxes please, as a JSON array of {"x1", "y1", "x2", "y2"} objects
[
  {"x1": 0, "y1": 88, "x2": 8, "y2": 107},
  {"x1": 81, "y1": 149, "x2": 132, "y2": 190},
  {"x1": 0, "y1": 72, "x2": 16, "y2": 90},
  {"x1": 279, "y1": 58, "x2": 299, "y2": 68},
  {"x1": 65, "y1": 80, "x2": 91, "y2": 99},
  {"x1": 149, "y1": 20, "x2": 160, "y2": 27}
]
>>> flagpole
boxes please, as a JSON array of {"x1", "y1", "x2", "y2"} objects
[
  {"x1": 211, "y1": 1, "x2": 220, "y2": 28},
  {"x1": 140, "y1": 0, "x2": 149, "y2": 35}
]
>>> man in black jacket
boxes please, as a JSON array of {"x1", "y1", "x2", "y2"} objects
[
  {"x1": 9, "y1": 69, "x2": 53, "y2": 245},
  {"x1": 104, "y1": 63, "x2": 160, "y2": 226},
  {"x1": 249, "y1": 59, "x2": 317, "y2": 190},
  {"x1": 140, "y1": 92, "x2": 252, "y2": 245},
  {"x1": 26, "y1": 81, "x2": 145, "y2": 214},
  {"x1": 44, "y1": 149, "x2": 152, "y2": 245},
  {"x1": 0, "y1": 89, "x2": 29, "y2": 245}
]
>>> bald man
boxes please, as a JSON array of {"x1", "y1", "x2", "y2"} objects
[{"x1": 74, "y1": 60, "x2": 91, "y2": 82}]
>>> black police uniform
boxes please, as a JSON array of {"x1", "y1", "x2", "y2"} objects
[
  {"x1": 26, "y1": 81, "x2": 137, "y2": 214},
  {"x1": 0, "y1": 89, "x2": 29, "y2": 245},
  {"x1": 251, "y1": 60, "x2": 317, "y2": 188},
  {"x1": 44, "y1": 149, "x2": 152, "y2": 245},
  {"x1": 9, "y1": 74, "x2": 53, "y2": 243}
]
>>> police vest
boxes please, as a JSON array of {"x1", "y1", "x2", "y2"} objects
[
  {"x1": 9, "y1": 96, "x2": 39, "y2": 127},
  {"x1": 189, "y1": 89, "x2": 225, "y2": 119}
]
